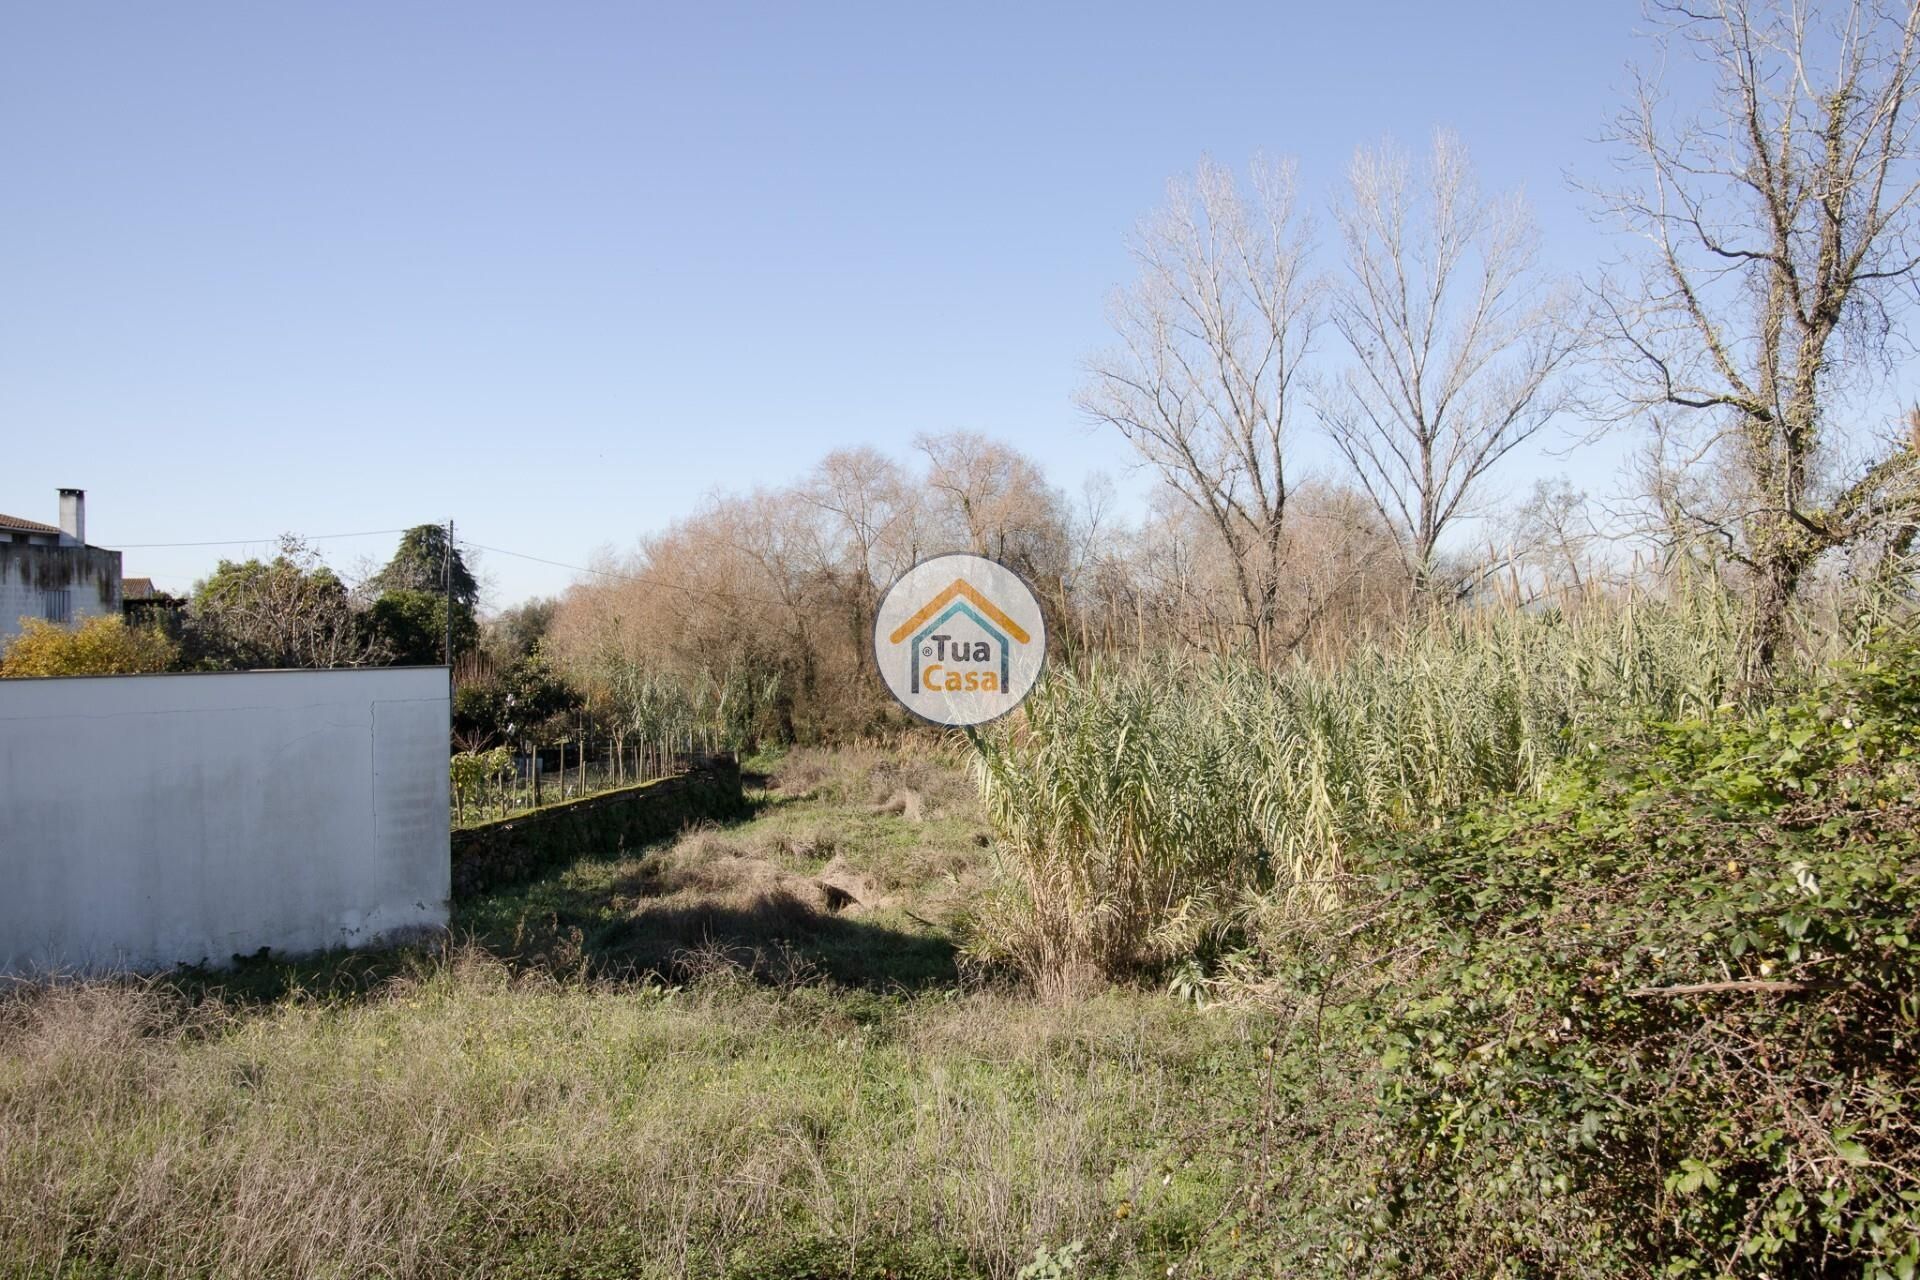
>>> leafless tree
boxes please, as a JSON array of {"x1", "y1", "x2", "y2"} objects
[
  {"x1": 549, "y1": 434, "x2": 1076, "y2": 740},
  {"x1": 804, "y1": 447, "x2": 916, "y2": 606},
  {"x1": 1079, "y1": 157, "x2": 1322, "y2": 663},
  {"x1": 1593, "y1": 0, "x2": 1920, "y2": 670},
  {"x1": 1506, "y1": 476, "x2": 1606, "y2": 603},
  {"x1": 1319, "y1": 132, "x2": 1582, "y2": 597},
  {"x1": 914, "y1": 430, "x2": 1070, "y2": 584}
]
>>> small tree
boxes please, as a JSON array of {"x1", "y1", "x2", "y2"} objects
[
  {"x1": 368, "y1": 526, "x2": 479, "y2": 666},
  {"x1": 367, "y1": 589, "x2": 478, "y2": 667},
  {"x1": 2, "y1": 615, "x2": 176, "y2": 677},
  {"x1": 185, "y1": 536, "x2": 374, "y2": 669},
  {"x1": 482, "y1": 597, "x2": 556, "y2": 667}
]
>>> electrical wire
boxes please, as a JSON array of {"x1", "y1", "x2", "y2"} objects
[
  {"x1": 108, "y1": 528, "x2": 410, "y2": 549},
  {"x1": 457, "y1": 538, "x2": 792, "y2": 609},
  {"x1": 106, "y1": 526, "x2": 792, "y2": 611}
]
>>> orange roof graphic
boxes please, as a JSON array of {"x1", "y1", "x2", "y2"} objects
[{"x1": 886, "y1": 578, "x2": 1032, "y2": 645}]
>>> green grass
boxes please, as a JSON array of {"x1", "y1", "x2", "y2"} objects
[{"x1": 0, "y1": 745, "x2": 1256, "y2": 1280}]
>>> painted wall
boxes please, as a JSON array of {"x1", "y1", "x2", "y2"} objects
[
  {"x1": 0, "y1": 541, "x2": 122, "y2": 646},
  {"x1": 0, "y1": 666, "x2": 450, "y2": 974}
]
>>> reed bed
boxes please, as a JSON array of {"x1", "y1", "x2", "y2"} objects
[{"x1": 966, "y1": 587, "x2": 1753, "y2": 989}]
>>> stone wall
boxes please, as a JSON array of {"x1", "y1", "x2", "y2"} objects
[{"x1": 450, "y1": 758, "x2": 746, "y2": 898}]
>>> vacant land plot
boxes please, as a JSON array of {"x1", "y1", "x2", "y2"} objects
[{"x1": 0, "y1": 746, "x2": 1259, "y2": 1280}]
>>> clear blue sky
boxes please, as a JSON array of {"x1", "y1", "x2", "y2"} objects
[{"x1": 0, "y1": 2, "x2": 1647, "y2": 605}]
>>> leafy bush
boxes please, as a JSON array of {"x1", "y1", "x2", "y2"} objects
[
  {"x1": 1233, "y1": 634, "x2": 1920, "y2": 1277},
  {"x1": 1, "y1": 615, "x2": 176, "y2": 677},
  {"x1": 366, "y1": 587, "x2": 477, "y2": 666},
  {"x1": 449, "y1": 746, "x2": 515, "y2": 822}
]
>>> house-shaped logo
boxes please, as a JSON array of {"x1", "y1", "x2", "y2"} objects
[
  {"x1": 886, "y1": 578, "x2": 1031, "y2": 693},
  {"x1": 872, "y1": 554, "x2": 1046, "y2": 727}
]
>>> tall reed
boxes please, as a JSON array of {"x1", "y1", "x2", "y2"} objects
[{"x1": 967, "y1": 585, "x2": 1752, "y2": 988}]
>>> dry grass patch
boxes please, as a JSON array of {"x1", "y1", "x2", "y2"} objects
[
  {"x1": 0, "y1": 954, "x2": 1249, "y2": 1280},
  {"x1": 772, "y1": 742, "x2": 977, "y2": 821}
]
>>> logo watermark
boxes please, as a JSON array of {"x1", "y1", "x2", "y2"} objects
[{"x1": 871, "y1": 553, "x2": 1046, "y2": 726}]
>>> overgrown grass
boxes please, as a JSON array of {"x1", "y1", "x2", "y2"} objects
[
  {"x1": 10, "y1": 601, "x2": 1906, "y2": 1277},
  {"x1": 967, "y1": 588, "x2": 1752, "y2": 989},
  {"x1": 0, "y1": 957, "x2": 1255, "y2": 1279},
  {"x1": 0, "y1": 748, "x2": 1254, "y2": 1280}
]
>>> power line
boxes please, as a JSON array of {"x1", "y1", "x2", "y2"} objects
[
  {"x1": 108, "y1": 528, "x2": 410, "y2": 549},
  {"x1": 456, "y1": 540, "x2": 625, "y2": 580},
  {"x1": 105, "y1": 525, "x2": 792, "y2": 611},
  {"x1": 458, "y1": 538, "x2": 791, "y2": 609}
]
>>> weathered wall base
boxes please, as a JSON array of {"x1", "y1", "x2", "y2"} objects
[{"x1": 450, "y1": 760, "x2": 746, "y2": 898}]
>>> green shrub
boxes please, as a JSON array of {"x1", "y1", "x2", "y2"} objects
[
  {"x1": 449, "y1": 745, "x2": 514, "y2": 822},
  {"x1": 1235, "y1": 634, "x2": 1920, "y2": 1277}
]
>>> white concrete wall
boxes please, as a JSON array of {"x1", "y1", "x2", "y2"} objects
[{"x1": 0, "y1": 666, "x2": 450, "y2": 974}]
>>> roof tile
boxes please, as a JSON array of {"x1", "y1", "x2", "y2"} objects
[{"x1": 0, "y1": 512, "x2": 62, "y2": 536}]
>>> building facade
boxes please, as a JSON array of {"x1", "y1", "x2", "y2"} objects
[{"x1": 0, "y1": 489, "x2": 123, "y2": 647}]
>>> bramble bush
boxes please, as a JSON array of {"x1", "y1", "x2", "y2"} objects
[{"x1": 1228, "y1": 633, "x2": 1920, "y2": 1277}]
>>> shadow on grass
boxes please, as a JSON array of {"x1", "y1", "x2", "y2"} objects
[
  {"x1": 166, "y1": 938, "x2": 449, "y2": 1006},
  {"x1": 455, "y1": 859, "x2": 960, "y2": 991},
  {"x1": 172, "y1": 819, "x2": 959, "y2": 1005}
]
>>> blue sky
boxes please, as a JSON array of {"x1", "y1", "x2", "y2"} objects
[{"x1": 1, "y1": 2, "x2": 1648, "y2": 604}]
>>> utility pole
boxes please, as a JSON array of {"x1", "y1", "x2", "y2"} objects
[{"x1": 442, "y1": 518, "x2": 454, "y2": 670}]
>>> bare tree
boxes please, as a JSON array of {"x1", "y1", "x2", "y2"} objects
[
  {"x1": 1507, "y1": 476, "x2": 1605, "y2": 604},
  {"x1": 1594, "y1": 0, "x2": 1920, "y2": 670},
  {"x1": 1079, "y1": 157, "x2": 1322, "y2": 663},
  {"x1": 804, "y1": 447, "x2": 916, "y2": 606},
  {"x1": 914, "y1": 430, "x2": 1070, "y2": 584},
  {"x1": 1319, "y1": 132, "x2": 1581, "y2": 597}
]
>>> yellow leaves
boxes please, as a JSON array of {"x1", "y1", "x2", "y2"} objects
[{"x1": 1, "y1": 615, "x2": 176, "y2": 677}]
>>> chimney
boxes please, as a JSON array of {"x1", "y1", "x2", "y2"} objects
[{"x1": 57, "y1": 488, "x2": 85, "y2": 546}]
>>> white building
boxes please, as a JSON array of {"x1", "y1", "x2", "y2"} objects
[{"x1": 0, "y1": 489, "x2": 123, "y2": 647}]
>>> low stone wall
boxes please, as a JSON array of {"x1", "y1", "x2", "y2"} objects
[{"x1": 450, "y1": 759, "x2": 747, "y2": 898}]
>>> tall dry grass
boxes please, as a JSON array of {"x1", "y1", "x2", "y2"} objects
[
  {"x1": 0, "y1": 952, "x2": 1243, "y2": 1279},
  {"x1": 965, "y1": 585, "x2": 1753, "y2": 989}
]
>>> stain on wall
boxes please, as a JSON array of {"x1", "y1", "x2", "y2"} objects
[{"x1": 0, "y1": 543, "x2": 122, "y2": 642}]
